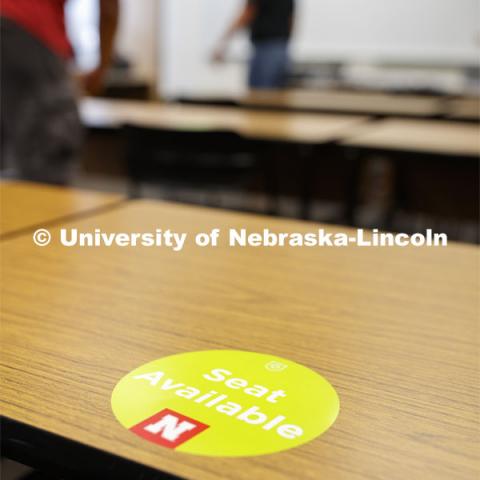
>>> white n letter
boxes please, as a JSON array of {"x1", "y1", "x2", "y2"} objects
[
  {"x1": 229, "y1": 229, "x2": 247, "y2": 246},
  {"x1": 145, "y1": 414, "x2": 196, "y2": 441}
]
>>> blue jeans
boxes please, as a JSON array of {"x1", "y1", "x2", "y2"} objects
[{"x1": 249, "y1": 39, "x2": 290, "y2": 89}]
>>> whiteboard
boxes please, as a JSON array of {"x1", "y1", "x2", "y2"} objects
[
  {"x1": 194, "y1": 0, "x2": 480, "y2": 65},
  {"x1": 294, "y1": 0, "x2": 480, "y2": 64}
]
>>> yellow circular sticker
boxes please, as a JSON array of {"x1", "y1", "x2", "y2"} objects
[{"x1": 111, "y1": 350, "x2": 339, "y2": 457}]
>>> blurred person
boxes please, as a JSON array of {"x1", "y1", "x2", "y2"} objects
[
  {"x1": 213, "y1": 0, "x2": 296, "y2": 89},
  {"x1": 0, "y1": 0, "x2": 119, "y2": 184}
]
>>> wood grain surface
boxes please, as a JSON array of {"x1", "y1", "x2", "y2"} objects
[
  {"x1": 0, "y1": 181, "x2": 123, "y2": 237},
  {"x1": 1, "y1": 200, "x2": 478, "y2": 480},
  {"x1": 79, "y1": 98, "x2": 370, "y2": 144},
  {"x1": 342, "y1": 119, "x2": 480, "y2": 156}
]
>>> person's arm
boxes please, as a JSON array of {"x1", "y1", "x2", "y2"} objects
[
  {"x1": 212, "y1": 1, "x2": 257, "y2": 62},
  {"x1": 83, "y1": 0, "x2": 119, "y2": 95},
  {"x1": 289, "y1": 0, "x2": 296, "y2": 35}
]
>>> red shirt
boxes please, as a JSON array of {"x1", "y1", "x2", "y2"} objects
[{"x1": 1, "y1": 0, "x2": 72, "y2": 59}]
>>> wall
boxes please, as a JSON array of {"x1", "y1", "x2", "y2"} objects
[
  {"x1": 67, "y1": 0, "x2": 158, "y2": 84},
  {"x1": 157, "y1": 0, "x2": 480, "y2": 96},
  {"x1": 158, "y1": 0, "x2": 247, "y2": 97},
  {"x1": 116, "y1": 0, "x2": 157, "y2": 83}
]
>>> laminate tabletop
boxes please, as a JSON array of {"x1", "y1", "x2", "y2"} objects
[
  {"x1": 446, "y1": 97, "x2": 480, "y2": 121},
  {"x1": 241, "y1": 89, "x2": 444, "y2": 117},
  {"x1": 80, "y1": 97, "x2": 370, "y2": 144},
  {"x1": 342, "y1": 119, "x2": 480, "y2": 157},
  {"x1": 0, "y1": 181, "x2": 123, "y2": 238},
  {"x1": 1, "y1": 199, "x2": 478, "y2": 479}
]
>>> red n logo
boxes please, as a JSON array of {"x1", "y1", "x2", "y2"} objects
[{"x1": 130, "y1": 409, "x2": 209, "y2": 448}]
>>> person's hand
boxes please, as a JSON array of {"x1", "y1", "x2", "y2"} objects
[
  {"x1": 211, "y1": 44, "x2": 227, "y2": 64},
  {"x1": 80, "y1": 66, "x2": 108, "y2": 96}
]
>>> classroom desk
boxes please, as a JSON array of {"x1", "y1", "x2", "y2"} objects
[
  {"x1": 179, "y1": 89, "x2": 444, "y2": 118},
  {"x1": 80, "y1": 97, "x2": 370, "y2": 144},
  {"x1": 0, "y1": 181, "x2": 123, "y2": 238},
  {"x1": 243, "y1": 89, "x2": 445, "y2": 118},
  {"x1": 342, "y1": 119, "x2": 480, "y2": 157},
  {"x1": 1, "y1": 199, "x2": 478, "y2": 480},
  {"x1": 340, "y1": 119, "x2": 480, "y2": 226},
  {"x1": 446, "y1": 97, "x2": 480, "y2": 122},
  {"x1": 80, "y1": 97, "x2": 370, "y2": 220}
]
